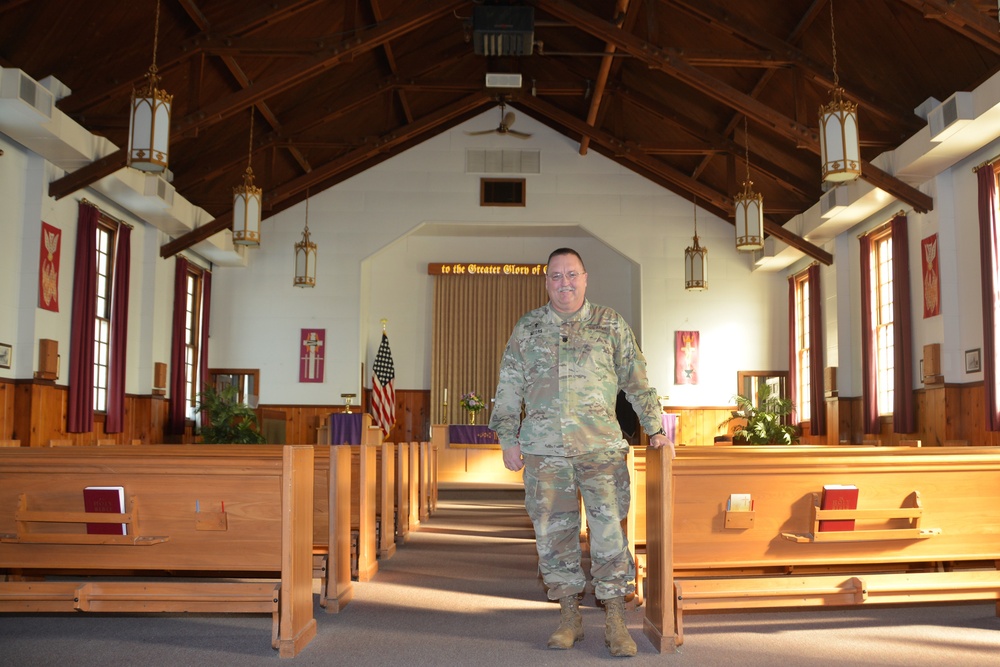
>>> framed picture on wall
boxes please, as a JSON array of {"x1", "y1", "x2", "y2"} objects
[
  {"x1": 965, "y1": 348, "x2": 981, "y2": 374},
  {"x1": 0, "y1": 343, "x2": 11, "y2": 369}
]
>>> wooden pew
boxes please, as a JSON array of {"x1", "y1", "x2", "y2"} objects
[
  {"x1": 0, "y1": 445, "x2": 316, "y2": 658},
  {"x1": 409, "y1": 440, "x2": 421, "y2": 530},
  {"x1": 376, "y1": 441, "x2": 396, "y2": 560},
  {"x1": 640, "y1": 446, "x2": 1000, "y2": 650},
  {"x1": 348, "y1": 418, "x2": 381, "y2": 582},
  {"x1": 312, "y1": 444, "x2": 353, "y2": 613},
  {"x1": 395, "y1": 442, "x2": 411, "y2": 544}
]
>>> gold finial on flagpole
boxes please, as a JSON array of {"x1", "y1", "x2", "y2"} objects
[{"x1": 381, "y1": 318, "x2": 388, "y2": 333}]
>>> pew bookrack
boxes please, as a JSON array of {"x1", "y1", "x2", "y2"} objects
[
  {"x1": 1, "y1": 493, "x2": 168, "y2": 546},
  {"x1": 781, "y1": 490, "x2": 941, "y2": 543}
]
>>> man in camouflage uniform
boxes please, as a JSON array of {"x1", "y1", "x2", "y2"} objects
[{"x1": 489, "y1": 248, "x2": 674, "y2": 657}]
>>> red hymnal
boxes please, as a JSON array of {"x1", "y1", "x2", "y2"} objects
[
  {"x1": 818, "y1": 484, "x2": 859, "y2": 532},
  {"x1": 83, "y1": 486, "x2": 126, "y2": 535}
]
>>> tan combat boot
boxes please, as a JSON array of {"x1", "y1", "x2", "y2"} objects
[
  {"x1": 603, "y1": 596, "x2": 637, "y2": 657},
  {"x1": 547, "y1": 595, "x2": 584, "y2": 649}
]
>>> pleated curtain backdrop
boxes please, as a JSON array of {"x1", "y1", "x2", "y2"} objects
[{"x1": 432, "y1": 273, "x2": 547, "y2": 426}]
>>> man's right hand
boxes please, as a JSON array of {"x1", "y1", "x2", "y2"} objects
[{"x1": 502, "y1": 443, "x2": 524, "y2": 472}]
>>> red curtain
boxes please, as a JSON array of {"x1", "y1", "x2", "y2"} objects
[
  {"x1": 67, "y1": 203, "x2": 99, "y2": 433},
  {"x1": 891, "y1": 215, "x2": 915, "y2": 433},
  {"x1": 105, "y1": 224, "x2": 131, "y2": 433},
  {"x1": 859, "y1": 234, "x2": 879, "y2": 434},
  {"x1": 807, "y1": 264, "x2": 827, "y2": 435},
  {"x1": 167, "y1": 258, "x2": 189, "y2": 436},
  {"x1": 199, "y1": 271, "x2": 211, "y2": 400},
  {"x1": 978, "y1": 166, "x2": 1000, "y2": 430}
]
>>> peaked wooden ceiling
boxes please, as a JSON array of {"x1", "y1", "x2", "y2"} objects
[{"x1": 2, "y1": 0, "x2": 998, "y2": 263}]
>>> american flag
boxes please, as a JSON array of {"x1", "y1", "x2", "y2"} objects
[{"x1": 371, "y1": 332, "x2": 396, "y2": 438}]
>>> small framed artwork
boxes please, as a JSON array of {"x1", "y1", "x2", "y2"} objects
[
  {"x1": 0, "y1": 343, "x2": 11, "y2": 369},
  {"x1": 965, "y1": 348, "x2": 981, "y2": 374}
]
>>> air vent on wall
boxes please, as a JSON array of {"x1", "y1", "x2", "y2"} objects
[
  {"x1": 473, "y1": 6, "x2": 534, "y2": 56},
  {"x1": 143, "y1": 173, "x2": 175, "y2": 206},
  {"x1": 485, "y1": 73, "x2": 522, "y2": 89},
  {"x1": 466, "y1": 149, "x2": 540, "y2": 174},
  {"x1": 820, "y1": 185, "x2": 850, "y2": 219},
  {"x1": 928, "y1": 92, "x2": 973, "y2": 142},
  {"x1": 481, "y1": 178, "x2": 525, "y2": 206},
  {"x1": 0, "y1": 68, "x2": 54, "y2": 120}
]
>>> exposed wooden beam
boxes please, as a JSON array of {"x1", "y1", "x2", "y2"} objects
[
  {"x1": 59, "y1": 0, "x2": 326, "y2": 115},
  {"x1": 896, "y1": 0, "x2": 1000, "y2": 55},
  {"x1": 48, "y1": 148, "x2": 126, "y2": 200},
  {"x1": 161, "y1": 93, "x2": 492, "y2": 258},
  {"x1": 516, "y1": 95, "x2": 833, "y2": 265},
  {"x1": 535, "y1": 0, "x2": 933, "y2": 213},
  {"x1": 171, "y1": 0, "x2": 466, "y2": 140},
  {"x1": 579, "y1": 0, "x2": 631, "y2": 156},
  {"x1": 51, "y1": 0, "x2": 463, "y2": 201},
  {"x1": 667, "y1": 0, "x2": 919, "y2": 126}
]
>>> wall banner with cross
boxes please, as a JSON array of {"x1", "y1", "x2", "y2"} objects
[
  {"x1": 674, "y1": 330, "x2": 699, "y2": 385},
  {"x1": 299, "y1": 328, "x2": 326, "y2": 383}
]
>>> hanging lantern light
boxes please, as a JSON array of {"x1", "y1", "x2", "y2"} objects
[
  {"x1": 127, "y1": 0, "x2": 172, "y2": 173},
  {"x1": 819, "y1": 0, "x2": 860, "y2": 182},
  {"x1": 233, "y1": 109, "x2": 262, "y2": 247},
  {"x1": 294, "y1": 192, "x2": 317, "y2": 288},
  {"x1": 735, "y1": 117, "x2": 764, "y2": 251},
  {"x1": 684, "y1": 197, "x2": 708, "y2": 291}
]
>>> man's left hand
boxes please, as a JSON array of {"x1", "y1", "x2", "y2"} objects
[{"x1": 648, "y1": 433, "x2": 676, "y2": 459}]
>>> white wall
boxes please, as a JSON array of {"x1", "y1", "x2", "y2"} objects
[
  {"x1": 0, "y1": 134, "x2": 180, "y2": 396},
  {"x1": 6, "y1": 102, "x2": 994, "y2": 416},
  {"x1": 209, "y1": 107, "x2": 788, "y2": 407}
]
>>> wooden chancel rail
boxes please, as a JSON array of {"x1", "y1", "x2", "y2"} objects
[
  {"x1": 640, "y1": 446, "x2": 1000, "y2": 650},
  {"x1": 0, "y1": 445, "x2": 316, "y2": 658}
]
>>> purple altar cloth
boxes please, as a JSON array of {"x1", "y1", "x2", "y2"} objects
[
  {"x1": 329, "y1": 412, "x2": 363, "y2": 445},
  {"x1": 448, "y1": 425, "x2": 499, "y2": 445}
]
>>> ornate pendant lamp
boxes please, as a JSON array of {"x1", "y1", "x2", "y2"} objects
[
  {"x1": 734, "y1": 117, "x2": 764, "y2": 251},
  {"x1": 684, "y1": 197, "x2": 708, "y2": 291},
  {"x1": 819, "y1": 0, "x2": 860, "y2": 182},
  {"x1": 293, "y1": 192, "x2": 317, "y2": 288},
  {"x1": 127, "y1": 0, "x2": 172, "y2": 173},
  {"x1": 233, "y1": 109, "x2": 262, "y2": 247}
]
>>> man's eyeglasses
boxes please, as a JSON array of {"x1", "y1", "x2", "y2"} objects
[{"x1": 547, "y1": 271, "x2": 585, "y2": 282}]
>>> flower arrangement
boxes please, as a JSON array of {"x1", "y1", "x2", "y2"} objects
[{"x1": 459, "y1": 392, "x2": 485, "y2": 424}]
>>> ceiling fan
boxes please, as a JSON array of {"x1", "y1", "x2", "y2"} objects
[{"x1": 465, "y1": 102, "x2": 532, "y2": 139}]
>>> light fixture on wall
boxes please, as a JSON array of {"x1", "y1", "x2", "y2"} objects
[
  {"x1": 232, "y1": 109, "x2": 262, "y2": 247},
  {"x1": 293, "y1": 191, "x2": 317, "y2": 288},
  {"x1": 734, "y1": 116, "x2": 763, "y2": 251},
  {"x1": 127, "y1": 0, "x2": 172, "y2": 173},
  {"x1": 819, "y1": 0, "x2": 860, "y2": 182},
  {"x1": 684, "y1": 197, "x2": 708, "y2": 291}
]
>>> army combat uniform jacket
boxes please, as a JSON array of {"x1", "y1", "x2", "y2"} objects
[{"x1": 490, "y1": 299, "x2": 662, "y2": 456}]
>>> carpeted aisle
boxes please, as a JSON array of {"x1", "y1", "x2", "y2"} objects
[{"x1": 0, "y1": 491, "x2": 998, "y2": 666}]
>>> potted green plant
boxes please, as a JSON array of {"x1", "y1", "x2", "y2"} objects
[
  {"x1": 196, "y1": 385, "x2": 267, "y2": 444},
  {"x1": 720, "y1": 384, "x2": 799, "y2": 445}
]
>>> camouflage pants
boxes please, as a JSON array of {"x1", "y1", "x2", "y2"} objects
[{"x1": 522, "y1": 448, "x2": 636, "y2": 601}]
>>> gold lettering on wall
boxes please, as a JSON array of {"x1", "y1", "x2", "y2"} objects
[{"x1": 427, "y1": 262, "x2": 546, "y2": 276}]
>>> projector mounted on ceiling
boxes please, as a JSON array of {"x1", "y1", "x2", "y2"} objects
[{"x1": 473, "y1": 5, "x2": 534, "y2": 57}]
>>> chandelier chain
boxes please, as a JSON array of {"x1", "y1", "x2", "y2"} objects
[
  {"x1": 151, "y1": 0, "x2": 162, "y2": 74},
  {"x1": 830, "y1": 0, "x2": 839, "y2": 88},
  {"x1": 743, "y1": 116, "x2": 751, "y2": 184},
  {"x1": 304, "y1": 190, "x2": 310, "y2": 233},
  {"x1": 246, "y1": 109, "x2": 254, "y2": 171}
]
